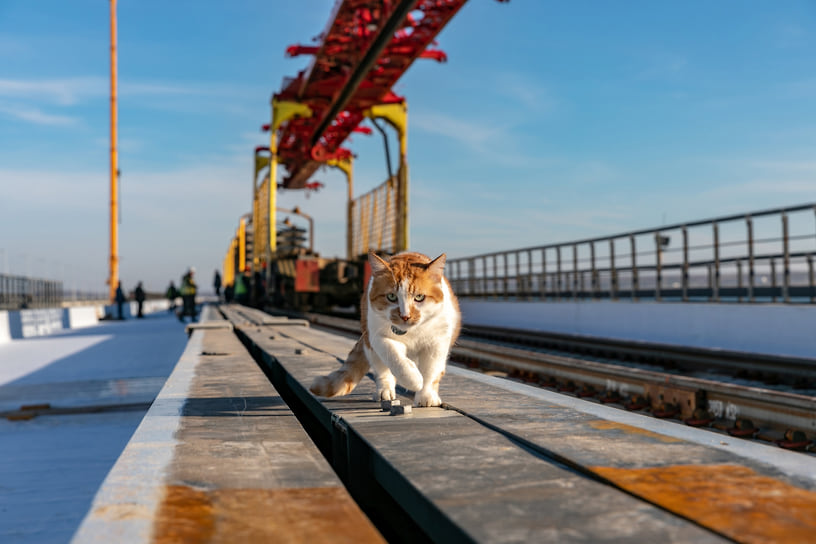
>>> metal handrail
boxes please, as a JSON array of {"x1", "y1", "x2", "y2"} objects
[{"x1": 448, "y1": 203, "x2": 816, "y2": 303}]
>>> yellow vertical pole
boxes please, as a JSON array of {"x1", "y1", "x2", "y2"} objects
[
  {"x1": 269, "y1": 99, "x2": 312, "y2": 258},
  {"x1": 267, "y1": 131, "x2": 279, "y2": 257},
  {"x1": 238, "y1": 218, "x2": 246, "y2": 272},
  {"x1": 327, "y1": 157, "x2": 354, "y2": 259},
  {"x1": 108, "y1": 0, "x2": 119, "y2": 301}
]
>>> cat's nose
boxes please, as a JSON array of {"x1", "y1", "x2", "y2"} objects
[{"x1": 401, "y1": 314, "x2": 410, "y2": 322}]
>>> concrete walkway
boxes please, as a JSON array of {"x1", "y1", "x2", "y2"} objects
[{"x1": 0, "y1": 309, "x2": 188, "y2": 543}]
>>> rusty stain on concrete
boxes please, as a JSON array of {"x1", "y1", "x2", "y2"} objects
[
  {"x1": 591, "y1": 464, "x2": 816, "y2": 544},
  {"x1": 151, "y1": 485, "x2": 385, "y2": 544},
  {"x1": 588, "y1": 419, "x2": 683, "y2": 443}
]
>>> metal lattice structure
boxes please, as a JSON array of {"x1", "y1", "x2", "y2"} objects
[
  {"x1": 274, "y1": 0, "x2": 485, "y2": 189},
  {"x1": 259, "y1": 0, "x2": 507, "y2": 259},
  {"x1": 350, "y1": 176, "x2": 399, "y2": 256}
]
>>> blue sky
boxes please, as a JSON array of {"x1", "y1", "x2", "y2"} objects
[{"x1": 1, "y1": 1, "x2": 814, "y2": 294}]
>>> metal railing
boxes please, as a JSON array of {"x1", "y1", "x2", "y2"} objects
[
  {"x1": 448, "y1": 204, "x2": 816, "y2": 304},
  {"x1": 0, "y1": 274, "x2": 64, "y2": 310}
]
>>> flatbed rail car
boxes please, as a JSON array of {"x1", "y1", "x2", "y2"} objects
[
  {"x1": 221, "y1": 305, "x2": 816, "y2": 544},
  {"x1": 222, "y1": 211, "x2": 367, "y2": 313}
]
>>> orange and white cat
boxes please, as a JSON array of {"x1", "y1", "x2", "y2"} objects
[{"x1": 310, "y1": 251, "x2": 461, "y2": 407}]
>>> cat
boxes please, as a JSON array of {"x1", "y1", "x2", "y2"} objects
[{"x1": 309, "y1": 251, "x2": 461, "y2": 407}]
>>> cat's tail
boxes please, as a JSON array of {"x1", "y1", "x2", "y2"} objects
[{"x1": 309, "y1": 338, "x2": 369, "y2": 397}]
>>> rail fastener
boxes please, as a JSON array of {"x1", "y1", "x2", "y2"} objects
[
  {"x1": 777, "y1": 429, "x2": 811, "y2": 451},
  {"x1": 727, "y1": 418, "x2": 759, "y2": 437},
  {"x1": 624, "y1": 394, "x2": 649, "y2": 411}
]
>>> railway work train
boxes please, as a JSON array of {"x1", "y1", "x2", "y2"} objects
[
  {"x1": 222, "y1": 208, "x2": 369, "y2": 314},
  {"x1": 220, "y1": 0, "x2": 490, "y2": 313}
]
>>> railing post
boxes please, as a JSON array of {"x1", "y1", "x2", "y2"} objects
[
  {"x1": 556, "y1": 246, "x2": 562, "y2": 301},
  {"x1": 572, "y1": 244, "x2": 578, "y2": 300},
  {"x1": 682, "y1": 226, "x2": 689, "y2": 302},
  {"x1": 630, "y1": 235, "x2": 638, "y2": 300},
  {"x1": 503, "y1": 253, "x2": 509, "y2": 299},
  {"x1": 771, "y1": 258, "x2": 777, "y2": 302},
  {"x1": 737, "y1": 260, "x2": 743, "y2": 302},
  {"x1": 809, "y1": 254, "x2": 815, "y2": 303},
  {"x1": 590, "y1": 242, "x2": 598, "y2": 299},
  {"x1": 782, "y1": 212, "x2": 790, "y2": 302},
  {"x1": 655, "y1": 232, "x2": 663, "y2": 301},
  {"x1": 481, "y1": 257, "x2": 488, "y2": 296},
  {"x1": 526, "y1": 249, "x2": 533, "y2": 300},
  {"x1": 541, "y1": 249, "x2": 547, "y2": 301},
  {"x1": 746, "y1": 216, "x2": 755, "y2": 302},
  {"x1": 467, "y1": 259, "x2": 474, "y2": 296},
  {"x1": 512, "y1": 252, "x2": 519, "y2": 299},
  {"x1": 712, "y1": 222, "x2": 720, "y2": 302},
  {"x1": 609, "y1": 239, "x2": 617, "y2": 300},
  {"x1": 492, "y1": 254, "x2": 498, "y2": 298}
]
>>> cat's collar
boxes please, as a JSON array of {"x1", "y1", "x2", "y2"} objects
[{"x1": 391, "y1": 325, "x2": 408, "y2": 336}]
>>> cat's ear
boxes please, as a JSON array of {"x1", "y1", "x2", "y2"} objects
[
  {"x1": 368, "y1": 251, "x2": 390, "y2": 275},
  {"x1": 427, "y1": 254, "x2": 446, "y2": 276}
]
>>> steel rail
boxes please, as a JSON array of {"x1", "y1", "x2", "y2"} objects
[{"x1": 300, "y1": 311, "x2": 816, "y2": 450}]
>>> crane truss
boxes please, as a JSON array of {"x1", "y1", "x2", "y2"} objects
[{"x1": 274, "y1": 0, "x2": 492, "y2": 189}]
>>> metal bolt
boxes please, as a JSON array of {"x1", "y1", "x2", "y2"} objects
[
  {"x1": 390, "y1": 404, "x2": 412, "y2": 416},
  {"x1": 381, "y1": 399, "x2": 400, "y2": 412}
]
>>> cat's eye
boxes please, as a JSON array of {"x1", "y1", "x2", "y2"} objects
[
  {"x1": 414, "y1": 294, "x2": 425, "y2": 302},
  {"x1": 386, "y1": 293, "x2": 398, "y2": 302}
]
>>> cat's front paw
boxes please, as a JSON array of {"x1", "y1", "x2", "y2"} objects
[
  {"x1": 375, "y1": 387, "x2": 396, "y2": 401},
  {"x1": 395, "y1": 366, "x2": 424, "y2": 392},
  {"x1": 413, "y1": 390, "x2": 442, "y2": 407}
]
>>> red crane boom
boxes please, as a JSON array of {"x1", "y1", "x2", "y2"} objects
[{"x1": 273, "y1": 0, "x2": 507, "y2": 189}]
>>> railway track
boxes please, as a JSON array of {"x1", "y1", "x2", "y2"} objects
[{"x1": 297, "y1": 311, "x2": 816, "y2": 453}]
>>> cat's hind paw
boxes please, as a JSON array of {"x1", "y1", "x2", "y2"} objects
[{"x1": 413, "y1": 390, "x2": 442, "y2": 407}]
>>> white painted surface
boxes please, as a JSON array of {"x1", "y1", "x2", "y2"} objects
[
  {"x1": 67, "y1": 306, "x2": 100, "y2": 329},
  {"x1": 71, "y1": 320, "x2": 203, "y2": 543},
  {"x1": 20, "y1": 308, "x2": 65, "y2": 338},
  {"x1": 0, "y1": 335, "x2": 111, "y2": 386},
  {"x1": 0, "y1": 300, "x2": 172, "y2": 345},
  {"x1": 0, "y1": 310, "x2": 188, "y2": 544},
  {"x1": 0, "y1": 312, "x2": 9, "y2": 344},
  {"x1": 460, "y1": 300, "x2": 816, "y2": 359}
]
